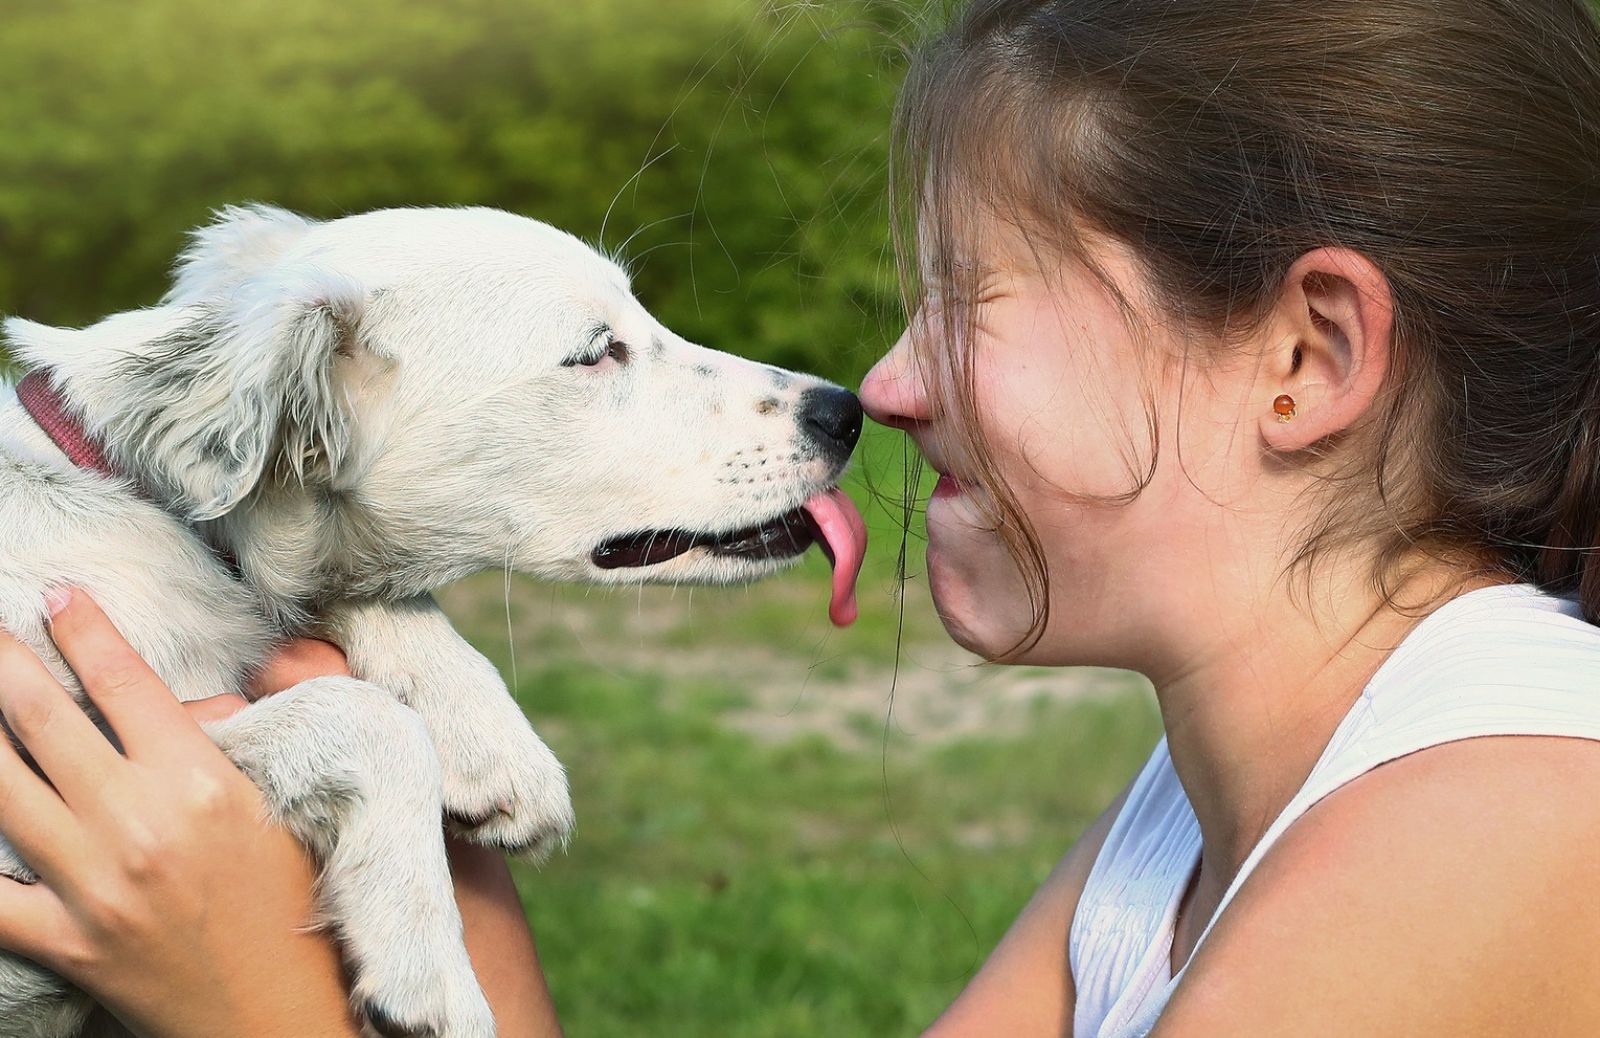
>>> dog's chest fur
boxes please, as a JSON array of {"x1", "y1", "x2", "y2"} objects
[{"x1": 0, "y1": 390, "x2": 276, "y2": 704}]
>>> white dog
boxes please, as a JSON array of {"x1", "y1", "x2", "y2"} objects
[{"x1": 0, "y1": 205, "x2": 868, "y2": 1038}]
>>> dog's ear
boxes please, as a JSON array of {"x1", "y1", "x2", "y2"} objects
[
  {"x1": 5, "y1": 265, "x2": 381, "y2": 522},
  {"x1": 165, "y1": 204, "x2": 317, "y2": 304}
]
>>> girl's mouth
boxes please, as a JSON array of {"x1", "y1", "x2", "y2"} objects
[{"x1": 932, "y1": 473, "x2": 964, "y2": 499}]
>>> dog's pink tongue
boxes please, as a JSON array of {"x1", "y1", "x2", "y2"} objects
[{"x1": 803, "y1": 488, "x2": 867, "y2": 627}]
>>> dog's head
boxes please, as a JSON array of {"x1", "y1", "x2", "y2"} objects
[{"x1": 3, "y1": 205, "x2": 866, "y2": 621}]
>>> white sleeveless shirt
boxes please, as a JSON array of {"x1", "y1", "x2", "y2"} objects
[{"x1": 1070, "y1": 583, "x2": 1600, "y2": 1038}]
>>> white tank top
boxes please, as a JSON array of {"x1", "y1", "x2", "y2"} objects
[{"x1": 1070, "y1": 583, "x2": 1600, "y2": 1038}]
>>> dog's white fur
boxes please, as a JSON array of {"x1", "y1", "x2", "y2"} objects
[{"x1": 0, "y1": 205, "x2": 853, "y2": 1038}]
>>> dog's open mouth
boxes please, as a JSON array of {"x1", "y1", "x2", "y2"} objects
[
  {"x1": 591, "y1": 511, "x2": 817, "y2": 569},
  {"x1": 590, "y1": 488, "x2": 867, "y2": 626}
]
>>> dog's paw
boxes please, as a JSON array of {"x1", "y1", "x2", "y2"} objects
[
  {"x1": 355, "y1": 953, "x2": 496, "y2": 1038},
  {"x1": 320, "y1": 595, "x2": 575, "y2": 859},
  {"x1": 442, "y1": 724, "x2": 574, "y2": 860}
]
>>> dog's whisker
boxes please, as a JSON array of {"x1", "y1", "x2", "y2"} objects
[
  {"x1": 616, "y1": 215, "x2": 694, "y2": 266},
  {"x1": 598, "y1": 143, "x2": 680, "y2": 259},
  {"x1": 502, "y1": 539, "x2": 518, "y2": 699}
]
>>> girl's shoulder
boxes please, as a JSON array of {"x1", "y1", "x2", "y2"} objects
[
  {"x1": 1154, "y1": 729, "x2": 1600, "y2": 1037},
  {"x1": 1347, "y1": 583, "x2": 1600, "y2": 760},
  {"x1": 1371, "y1": 581, "x2": 1599, "y2": 691},
  {"x1": 1149, "y1": 584, "x2": 1600, "y2": 1035}
]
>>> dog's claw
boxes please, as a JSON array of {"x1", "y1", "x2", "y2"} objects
[
  {"x1": 354, "y1": 954, "x2": 496, "y2": 1038},
  {"x1": 442, "y1": 751, "x2": 574, "y2": 861},
  {"x1": 363, "y1": 1002, "x2": 440, "y2": 1038},
  {"x1": 359, "y1": 997, "x2": 493, "y2": 1038}
]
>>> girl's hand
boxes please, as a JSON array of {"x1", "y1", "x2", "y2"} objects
[
  {"x1": 0, "y1": 589, "x2": 563, "y2": 1038},
  {"x1": 0, "y1": 589, "x2": 361, "y2": 1038}
]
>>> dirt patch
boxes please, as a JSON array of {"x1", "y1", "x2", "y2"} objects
[
  {"x1": 718, "y1": 643, "x2": 1146, "y2": 750},
  {"x1": 437, "y1": 570, "x2": 1153, "y2": 750}
]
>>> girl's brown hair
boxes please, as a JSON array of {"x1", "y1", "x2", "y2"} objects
[{"x1": 892, "y1": 0, "x2": 1600, "y2": 653}]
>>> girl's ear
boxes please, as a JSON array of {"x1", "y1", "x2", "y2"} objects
[{"x1": 1259, "y1": 247, "x2": 1394, "y2": 452}]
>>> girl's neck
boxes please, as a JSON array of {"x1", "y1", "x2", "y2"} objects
[{"x1": 1152, "y1": 559, "x2": 1504, "y2": 881}]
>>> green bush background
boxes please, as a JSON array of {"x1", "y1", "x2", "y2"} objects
[
  {"x1": 1, "y1": 2, "x2": 1161, "y2": 1033},
  {"x1": 0, "y1": 0, "x2": 912, "y2": 385}
]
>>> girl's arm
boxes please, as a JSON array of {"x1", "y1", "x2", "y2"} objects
[{"x1": 448, "y1": 837, "x2": 564, "y2": 1038}]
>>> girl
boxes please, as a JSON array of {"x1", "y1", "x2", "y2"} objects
[{"x1": 5, "y1": 0, "x2": 1600, "y2": 1034}]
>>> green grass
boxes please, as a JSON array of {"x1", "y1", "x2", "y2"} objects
[{"x1": 479, "y1": 662, "x2": 1158, "y2": 1036}]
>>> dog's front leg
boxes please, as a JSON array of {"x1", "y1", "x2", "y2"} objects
[
  {"x1": 318, "y1": 596, "x2": 573, "y2": 860},
  {"x1": 206, "y1": 677, "x2": 494, "y2": 1038}
]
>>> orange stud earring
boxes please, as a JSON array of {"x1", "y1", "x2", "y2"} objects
[{"x1": 1273, "y1": 394, "x2": 1297, "y2": 423}]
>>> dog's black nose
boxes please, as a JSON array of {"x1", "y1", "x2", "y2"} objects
[{"x1": 798, "y1": 386, "x2": 864, "y2": 460}]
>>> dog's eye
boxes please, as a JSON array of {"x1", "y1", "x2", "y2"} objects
[{"x1": 563, "y1": 339, "x2": 630, "y2": 369}]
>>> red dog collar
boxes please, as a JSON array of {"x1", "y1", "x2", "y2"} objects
[{"x1": 15, "y1": 369, "x2": 119, "y2": 479}]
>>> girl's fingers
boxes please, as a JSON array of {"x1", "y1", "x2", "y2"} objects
[
  {"x1": 0, "y1": 878, "x2": 73, "y2": 970},
  {"x1": 181, "y1": 694, "x2": 249, "y2": 725},
  {"x1": 0, "y1": 729, "x2": 83, "y2": 883},
  {"x1": 0, "y1": 628, "x2": 123, "y2": 809},
  {"x1": 246, "y1": 639, "x2": 350, "y2": 699},
  {"x1": 44, "y1": 590, "x2": 214, "y2": 762}
]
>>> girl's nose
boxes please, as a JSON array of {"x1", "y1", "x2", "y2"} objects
[{"x1": 860, "y1": 329, "x2": 933, "y2": 430}]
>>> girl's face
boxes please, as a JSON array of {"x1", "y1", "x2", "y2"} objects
[{"x1": 861, "y1": 217, "x2": 1270, "y2": 671}]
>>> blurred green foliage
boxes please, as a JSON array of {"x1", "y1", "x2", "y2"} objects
[{"x1": 0, "y1": 0, "x2": 915, "y2": 382}]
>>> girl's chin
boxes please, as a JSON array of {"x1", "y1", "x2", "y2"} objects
[
  {"x1": 925, "y1": 526, "x2": 1030, "y2": 661},
  {"x1": 925, "y1": 564, "x2": 988, "y2": 655}
]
